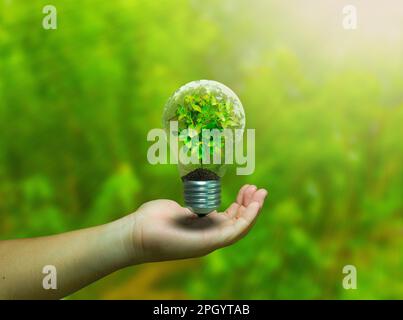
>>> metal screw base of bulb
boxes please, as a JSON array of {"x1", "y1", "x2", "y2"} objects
[{"x1": 183, "y1": 180, "x2": 221, "y2": 216}]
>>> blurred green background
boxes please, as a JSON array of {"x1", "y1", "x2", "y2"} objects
[{"x1": 0, "y1": 0, "x2": 402, "y2": 299}]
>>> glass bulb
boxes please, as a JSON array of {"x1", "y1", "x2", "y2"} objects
[{"x1": 163, "y1": 80, "x2": 245, "y2": 216}]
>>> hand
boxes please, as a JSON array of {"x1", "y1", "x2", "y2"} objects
[
  {"x1": 0, "y1": 185, "x2": 267, "y2": 299},
  {"x1": 123, "y1": 185, "x2": 268, "y2": 264}
]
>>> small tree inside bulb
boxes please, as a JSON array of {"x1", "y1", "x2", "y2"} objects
[{"x1": 163, "y1": 80, "x2": 245, "y2": 216}]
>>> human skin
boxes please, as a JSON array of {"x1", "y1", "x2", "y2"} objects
[{"x1": 0, "y1": 184, "x2": 267, "y2": 299}]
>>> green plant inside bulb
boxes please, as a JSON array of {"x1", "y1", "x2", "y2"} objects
[{"x1": 163, "y1": 80, "x2": 245, "y2": 216}]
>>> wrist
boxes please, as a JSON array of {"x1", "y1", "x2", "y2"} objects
[
  {"x1": 96, "y1": 217, "x2": 132, "y2": 270},
  {"x1": 103, "y1": 213, "x2": 144, "y2": 268}
]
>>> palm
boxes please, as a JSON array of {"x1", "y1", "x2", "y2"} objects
[{"x1": 131, "y1": 185, "x2": 267, "y2": 262}]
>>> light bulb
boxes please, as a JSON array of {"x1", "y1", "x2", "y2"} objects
[{"x1": 163, "y1": 80, "x2": 245, "y2": 216}]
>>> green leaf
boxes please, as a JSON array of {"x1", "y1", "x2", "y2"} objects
[{"x1": 192, "y1": 104, "x2": 202, "y2": 112}]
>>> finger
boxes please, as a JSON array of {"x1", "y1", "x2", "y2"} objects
[
  {"x1": 218, "y1": 201, "x2": 260, "y2": 247},
  {"x1": 182, "y1": 207, "x2": 199, "y2": 218},
  {"x1": 208, "y1": 210, "x2": 231, "y2": 223},
  {"x1": 236, "y1": 184, "x2": 250, "y2": 205},
  {"x1": 243, "y1": 185, "x2": 257, "y2": 206},
  {"x1": 251, "y1": 188, "x2": 268, "y2": 209},
  {"x1": 235, "y1": 201, "x2": 260, "y2": 228},
  {"x1": 224, "y1": 202, "x2": 241, "y2": 218}
]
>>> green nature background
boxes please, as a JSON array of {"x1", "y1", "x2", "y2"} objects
[{"x1": 0, "y1": 0, "x2": 402, "y2": 299}]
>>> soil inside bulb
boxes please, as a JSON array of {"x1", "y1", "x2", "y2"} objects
[{"x1": 182, "y1": 168, "x2": 220, "y2": 181}]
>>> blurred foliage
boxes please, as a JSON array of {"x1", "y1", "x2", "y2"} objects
[{"x1": 0, "y1": 0, "x2": 402, "y2": 299}]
